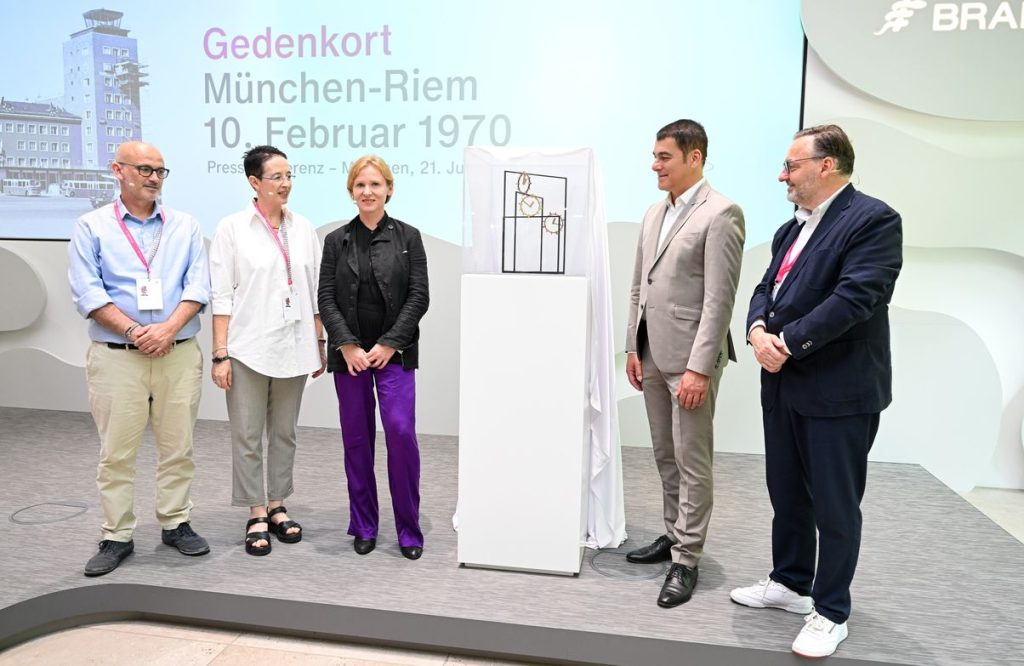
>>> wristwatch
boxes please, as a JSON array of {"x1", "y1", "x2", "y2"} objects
[{"x1": 212, "y1": 355, "x2": 231, "y2": 364}]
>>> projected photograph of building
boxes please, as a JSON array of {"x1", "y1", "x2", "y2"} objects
[{"x1": 0, "y1": 8, "x2": 146, "y2": 236}]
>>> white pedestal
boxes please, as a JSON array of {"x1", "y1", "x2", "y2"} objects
[{"x1": 457, "y1": 274, "x2": 591, "y2": 575}]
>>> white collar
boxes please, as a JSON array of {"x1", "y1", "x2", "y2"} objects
[
  {"x1": 666, "y1": 177, "x2": 706, "y2": 210},
  {"x1": 795, "y1": 182, "x2": 849, "y2": 225}
]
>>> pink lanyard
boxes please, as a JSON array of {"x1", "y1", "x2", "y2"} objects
[
  {"x1": 774, "y1": 237, "x2": 802, "y2": 284},
  {"x1": 254, "y1": 201, "x2": 293, "y2": 287},
  {"x1": 114, "y1": 200, "x2": 165, "y2": 278}
]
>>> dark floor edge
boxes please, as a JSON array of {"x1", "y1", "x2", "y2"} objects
[{"x1": 0, "y1": 585, "x2": 904, "y2": 666}]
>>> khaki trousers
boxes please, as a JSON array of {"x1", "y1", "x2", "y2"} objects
[
  {"x1": 641, "y1": 346, "x2": 722, "y2": 567},
  {"x1": 86, "y1": 338, "x2": 202, "y2": 542},
  {"x1": 225, "y1": 359, "x2": 307, "y2": 507}
]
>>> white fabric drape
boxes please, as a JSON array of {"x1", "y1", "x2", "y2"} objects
[{"x1": 462, "y1": 146, "x2": 626, "y2": 549}]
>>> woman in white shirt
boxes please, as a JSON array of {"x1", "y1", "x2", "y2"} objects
[{"x1": 209, "y1": 145, "x2": 326, "y2": 556}]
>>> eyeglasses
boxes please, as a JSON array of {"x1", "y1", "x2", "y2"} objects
[
  {"x1": 118, "y1": 162, "x2": 170, "y2": 179},
  {"x1": 782, "y1": 156, "x2": 825, "y2": 174},
  {"x1": 257, "y1": 173, "x2": 295, "y2": 182}
]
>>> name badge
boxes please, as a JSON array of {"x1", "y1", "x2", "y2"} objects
[
  {"x1": 283, "y1": 290, "x2": 301, "y2": 322},
  {"x1": 136, "y1": 278, "x2": 163, "y2": 310}
]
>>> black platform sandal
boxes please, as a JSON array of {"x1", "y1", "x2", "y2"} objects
[
  {"x1": 267, "y1": 506, "x2": 302, "y2": 544},
  {"x1": 245, "y1": 516, "x2": 272, "y2": 556}
]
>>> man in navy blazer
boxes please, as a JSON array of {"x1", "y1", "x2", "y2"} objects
[{"x1": 730, "y1": 125, "x2": 902, "y2": 658}]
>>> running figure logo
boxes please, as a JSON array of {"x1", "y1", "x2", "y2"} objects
[{"x1": 875, "y1": 0, "x2": 928, "y2": 34}]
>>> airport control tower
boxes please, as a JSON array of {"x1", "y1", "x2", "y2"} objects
[{"x1": 63, "y1": 9, "x2": 147, "y2": 169}]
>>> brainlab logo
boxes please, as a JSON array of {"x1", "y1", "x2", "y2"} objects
[{"x1": 875, "y1": 0, "x2": 1024, "y2": 34}]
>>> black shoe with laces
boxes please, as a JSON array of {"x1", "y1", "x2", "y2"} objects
[
  {"x1": 84, "y1": 539, "x2": 134, "y2": 577},
  {"x1": 626, "y1": 535, "x2": 675, "y2": 564},
  {"x1": 161, "y1": 522, "x2": 210, "y2": 556},
  {"x1": 657, "y1": 563, "x2": 698, "y2": 608}
]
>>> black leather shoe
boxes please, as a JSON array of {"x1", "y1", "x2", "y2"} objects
[
  {"x1": 85, "y1": 539, "x2": 134, "y2": 577},
  {"x1": 626, "y1": 535, "x2": 675, "y2": 564},
  {"x1": 657, "y1": 563, "x2": 698, "y2": 608},
  {"x1": 353, "y1": 537, "x2": 376, "y2": 555},
  {"x1": 161, "y1": 522, "x2": 210, "y2": 556},
  {"x1": 400, "y1": 545, "x2": 423, "y2": 560}
]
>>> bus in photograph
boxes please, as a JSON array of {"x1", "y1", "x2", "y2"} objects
[
  {"x1": 61, "y1": 179, "x2": 116, "y2": 200},
  {"x1": 1, "y1": 179, "x2": 42, "y2": 196},
  {"x1": 61, "y1": 178, "x2": 118, "y2": 208}
]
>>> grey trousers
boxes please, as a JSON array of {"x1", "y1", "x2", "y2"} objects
[
  {"x1": 641, "y1": 346, "x2": 723, "y2": 568},
  {"x1": 225, "y1": 359, "x2": 307, "y2": 507}
]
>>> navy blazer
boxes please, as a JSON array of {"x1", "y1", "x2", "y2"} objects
[{"x1": 747, "y1": 185, "x2": 902, "y2": 417}]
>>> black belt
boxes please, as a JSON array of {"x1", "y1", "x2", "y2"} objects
[{"x1": 106, "y1": 337, "x2": 194, "y2": 350}]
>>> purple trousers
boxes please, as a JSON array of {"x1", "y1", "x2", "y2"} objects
[{"x1": 333, "y1": 364, "x2": 423, "y2": 547}]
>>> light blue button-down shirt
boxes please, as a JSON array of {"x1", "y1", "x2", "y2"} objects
[{"x1": 68, "y1": 197, "x2": 210, "y2": 343}]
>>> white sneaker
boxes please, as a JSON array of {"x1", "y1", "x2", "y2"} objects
[
  {"x1": 729, "y1": 578, "x2": 814, "y2": 614},
  {"x1": 791, "y1": 611, "x2": 848, "y2": 658}
]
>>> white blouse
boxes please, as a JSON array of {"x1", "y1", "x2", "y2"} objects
[{"x1": 209, "y1": 202, "x2": 322, "y2": 378}]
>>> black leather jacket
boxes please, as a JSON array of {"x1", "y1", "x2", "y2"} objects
[{"x1": 318, "y1": 214, "x2": 429, "y2": 373}]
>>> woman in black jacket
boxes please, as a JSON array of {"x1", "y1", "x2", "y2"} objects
[{"x1": 317, "y1": 155, "x2": 429, "y2": 560}]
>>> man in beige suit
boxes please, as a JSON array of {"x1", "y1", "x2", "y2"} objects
[{"x1": 624, "y1": 119, "x2": 745, "y2": 607}]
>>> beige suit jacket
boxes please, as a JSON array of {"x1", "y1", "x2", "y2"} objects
[{"x1": 625, "y1": 181, "x2": 745, "y2": 375}]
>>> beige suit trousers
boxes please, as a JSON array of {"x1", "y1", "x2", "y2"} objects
[
  {"x1": 86, "y1": 338, "x2": 202, "y2": 542},
  {"x1": 641, "y1": 345, "x2": 722, "y2": 567}
]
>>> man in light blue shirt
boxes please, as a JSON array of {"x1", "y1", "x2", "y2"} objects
[{"x1": 68, "y1": 141, "x2": 212, "y2": 576}]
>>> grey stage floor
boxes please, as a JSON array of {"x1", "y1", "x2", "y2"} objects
[{"x1": 0, "y1": 406, "x2": 1022, "y2": 666}]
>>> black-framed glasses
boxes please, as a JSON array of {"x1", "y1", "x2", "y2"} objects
[
  {"x1": 782, "y1": 156, "x2": 825, "y2": 174},
  {"x1": 257, "y1": 173, "x2": 294, "y2": 182},
  {"x1": 118, "y1": 162, "x2": 170, "y2": 179}
]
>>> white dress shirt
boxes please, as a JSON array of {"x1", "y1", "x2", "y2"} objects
[
  {"x1": 209, "y1": 202, "x2": 322, "y2": 378},
  {"x1": 657, "y1": 177, "x2": 706, "y2": 253},
  {"x1": 771, "y1": 182, "x2": 849, "y2": 298},
  {"x1": 749, "y1": 182, "x2": 850, "y2": 349}
]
